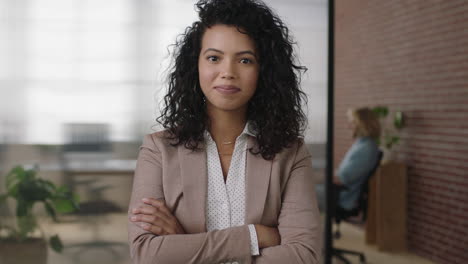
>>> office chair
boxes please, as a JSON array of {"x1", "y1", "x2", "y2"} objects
[{"x1": 332, "y1": 151, "x2": 383, "y2": 264}]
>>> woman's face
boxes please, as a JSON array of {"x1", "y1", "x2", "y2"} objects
[
  {"x1": 346, "y1": 110, "x2": 357, "y2": 131},
  {"x1": 198, "y1": 24, "x2": 259, "y2": 114}
]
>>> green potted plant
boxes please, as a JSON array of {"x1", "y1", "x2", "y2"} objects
[
  {"x1": 0, "y1": 165, "x2": 79, "y2": 264},
  {"x1": 372, "y1": 106, "x2": 405, "y2": 162}
]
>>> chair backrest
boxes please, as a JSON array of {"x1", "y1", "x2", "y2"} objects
[{"x1": 356, "y1": 150, "x2": 383, "y2": 221}]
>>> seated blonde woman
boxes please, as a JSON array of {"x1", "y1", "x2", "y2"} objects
[{"x1": 316, "y1": 107, "x2": 381, "y2": 211}]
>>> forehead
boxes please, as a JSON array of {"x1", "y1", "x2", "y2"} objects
[{"x1": 201, "y1": 24, "x2": 256, "y2": 52}]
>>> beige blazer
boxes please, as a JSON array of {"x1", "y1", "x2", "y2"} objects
[{"x1": 128, "y1": 131, "x2": 321, "y2": 264}]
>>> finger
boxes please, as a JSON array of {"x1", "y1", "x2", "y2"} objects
[
  {"x1": 148, "y1": 224, "x2": 165, "y2": 235},
  {"x1": 130, "y1": 213, "x2": 170, "y2": 226},
  {"x1": 132, "y1": 215, "x2": 172, "y2": 233},
  {"x1": 131, "y1": 205, "x2": 157, "y2": 215},
  {"x1": 142, "y1": 197, "x2": 165, "y2": 207},
  {"x1": 146, "y1": 222, "x2": 177, "y2": 236},
  {"x1": 139, "y1": 222, "x2": 165, "y2": 236},
  {"x1": 139, "y1": 221, "x2": 176, "y2": 236},
  {"x1": 131, "y1": 206, "x2": 173, "y2": 226},
  {"x1": 142, "y1": 198, "x2": 172, "y2": 218},
  {"x1": 131, "y1": 203, "x2": 170, "y2": 221}
]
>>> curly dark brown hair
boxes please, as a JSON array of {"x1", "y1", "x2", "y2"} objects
[{"x1": 157, "y1": 0, "x2": 308, "y2": 160}]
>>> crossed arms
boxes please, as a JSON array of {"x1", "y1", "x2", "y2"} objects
[{"x1": 127, "y1": 135, "x2": 321, "y2": 264}]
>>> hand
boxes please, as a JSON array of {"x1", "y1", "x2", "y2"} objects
[
  {"x1": 130, "y1": 197, "x2": 186, "y2": 235},
  {"x1": 254, "y1": 224, "x2": 280, "y2": 248}
]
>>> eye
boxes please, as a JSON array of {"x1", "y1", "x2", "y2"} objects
[
  {"x1": 240, "y1": 58, "x2": 254, "y2": 64},
  {"x1": 207, "y1": 55, "x2": 219, "y2": 62}
]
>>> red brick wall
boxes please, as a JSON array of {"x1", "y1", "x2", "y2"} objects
[{"x1": 334, "y1": 1, "x2": 468, "y2": 263}]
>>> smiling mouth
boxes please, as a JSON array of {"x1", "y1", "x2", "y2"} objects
[{"x1": 214, "y1": 85, "x2": 241, "y2": 94}]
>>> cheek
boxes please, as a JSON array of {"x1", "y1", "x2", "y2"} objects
[
  {"x1": 198, "y1": 65, "x2": 216, "y2": 87},
  {"x1": 245, "y1": 70, "x2": 259, "y2": 94}
]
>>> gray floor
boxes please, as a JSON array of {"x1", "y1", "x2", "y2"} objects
[{"x1": 332, "y1": 222, "x2": 435, "y2": 264}]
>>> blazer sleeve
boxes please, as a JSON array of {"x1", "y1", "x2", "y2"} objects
[
  {"x1": 253, "y1": 140, "x2": 322, "y2": 264},
  {"x1": 128, "y1": 134, "x2": 253, "y2": 264}
]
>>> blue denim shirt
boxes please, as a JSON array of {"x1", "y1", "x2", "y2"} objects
[{"x1": 337, "y1": 137, "x2": 379, "y2": 210}]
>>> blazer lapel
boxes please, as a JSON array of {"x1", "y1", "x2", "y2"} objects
[
  {"x1": 179, "y1": 145, "x2": 207, "y2": 233},
  {"x1": 245, "y1": 136, "x2": 273, "y2": 224}
]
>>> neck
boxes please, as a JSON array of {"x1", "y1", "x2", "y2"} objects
[{"x1": 207, "y1": 105, "x2": 247, "y2": 143}]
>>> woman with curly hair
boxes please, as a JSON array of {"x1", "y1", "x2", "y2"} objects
[{"x1": 128, "y1": 0, "x2": 321, "y2": 263}]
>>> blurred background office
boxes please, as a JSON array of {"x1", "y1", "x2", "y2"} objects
[
  {"x1": 2, "y1": 0, "x2": 467, "y2": 264},
  {"x1": 0, "y1": 0, "x2": 327, "y2": 263}
]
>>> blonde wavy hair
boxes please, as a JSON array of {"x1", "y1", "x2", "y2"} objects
[{"x1": 347, "y1": 107, "x2": 381, "y2": 140}]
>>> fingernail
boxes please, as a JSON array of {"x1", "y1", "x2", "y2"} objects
[
  {"x1": 142, "y1": 198, "x2": 149, "y2": 202},
  {"x1": 131, "y1": 216, "x2": 137, "y2": 221}
]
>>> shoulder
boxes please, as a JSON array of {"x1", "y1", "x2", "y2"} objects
[
  {"x1": 349, "y1": 137, "x2": 379, "y2": 158},
  {"x1": 141, "y1": 129, "x2": 177, "y2": 152},
  {"x1": 355, "y1": 137, "x2": 378, "y2": 151},
  {"x1": 271, "y1": 137, "x2": 311, "y2": 163}
]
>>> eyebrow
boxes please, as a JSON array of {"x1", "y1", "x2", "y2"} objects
[{"x1": 203, "y1": 48, "x2": 256, "y2": 57}]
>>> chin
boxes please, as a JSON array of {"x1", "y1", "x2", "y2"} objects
[
  {"x1": 208, "y1": 100, "x2": 248, "y2": 112},
  {"x1": 215, "y1": 105, "x2": 246, "y2": 112}
]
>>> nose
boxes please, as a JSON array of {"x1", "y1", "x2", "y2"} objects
[{"x1": 220, "y1": 61, "x2": 236, "y2": 79}]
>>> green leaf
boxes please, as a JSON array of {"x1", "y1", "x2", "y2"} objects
[
  {"x1": 372, "y1": 106, "x2": 389, "y2": 118},
  {"x1": 72, "y1": 194, "x2": 80, "y2": 210},
  {"x1": 17, "y1": 215, "x2": 37, "y2": 239},
  {"x1": 18, "y1": 180, "x2": 50, "y2": 202},
  {"x1": 52, "y1": 198, "x2": 76, "y2": 214},
  {"x1": 23, "y1": 168, "x2": 36, "y2": 180},
  {"x1": 49, "y1": 234, "x2": 64, "y2": 253},
  {"x1": 40, "y1": 179, "x2": 57, "y2": 194},
  {"x1": 56, "y1": 186, "x2": 69, "y2": 194},
  {"x1": 44, "y1": 201, "x2": 57, "y2": 221},
  {"x1": 16, "y1": 199, "x2": 31, "y2": 217},
  {"x1": 394, "y1": 111, "x2": 404, "y2": 129},
  {"x1": 385, "y1": 136, "x2": 400, "y2": 149},
  {"x1": 6, "y1": 182, "x2": 19, "y2": 198},
  {"x1": 52, "y1": 187, "x2": 79, "y2": 213},
  {"x1": 6, "y1": 166, "x2": 23, "y2": 190}
]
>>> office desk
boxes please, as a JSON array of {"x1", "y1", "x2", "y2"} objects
[{"x1": 41, "y1": 157, "x2": 137, "y2": 213}]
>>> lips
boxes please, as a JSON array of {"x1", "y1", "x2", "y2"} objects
[{"x1": 214, "y1": 85, "x2": 241, "y2": 94}]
